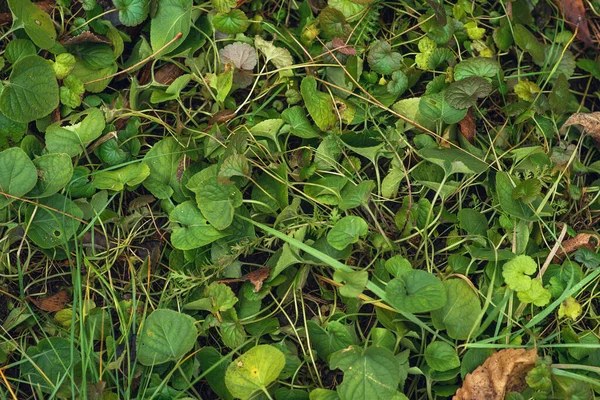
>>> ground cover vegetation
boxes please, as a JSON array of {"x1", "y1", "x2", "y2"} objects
[{"x1": 0, "y1": 0, "x2": 600, "y2": 398}]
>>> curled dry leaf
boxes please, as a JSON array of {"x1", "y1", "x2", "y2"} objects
[
  {"x1": 458, "y1": 108, "x2": 476, "y2": 143},
  {"x1": 553, "y1": 232, "x2": 599, "y2": 262},
  {"x1": 153, "y1": 63, "x2": 184, "y2": 85},
  {"x1": 453, "y1": 348, "x2": 538, "y2": 400},
  {"x1": 241, "y1": 268, "x2": 270, "y2": 292},
  {"x1": 27, "y1": 290, "x2": 69, "y2": 312},
  {"x1": 561, "y1": 112, "x2": 600, "y2": 141},
  {"x1": 61, "y1": 31, "x2": 111, "y2": 46},
  {"x1": 559, "y1": 0, "x2": 593, "y2": 48}
]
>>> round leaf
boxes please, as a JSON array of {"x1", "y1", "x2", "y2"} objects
[
  {"x1": 150, "y1": 0, "x2": 192, "y2": 54},
  {"x1": 431, "y1": 279, "x2": 482, "y2": 340},
  {"x1": 327, "y1": 216, "x2": 368, "y2": 250},
  {"x1": 8, "y1": 0, "x2": 57, "y2": 49},
  {"x1": 213, "y1": 9, "x2": 249, "y2": 34},
  {"x1": 386, "y1": 270, "x2": 447, "y2": 313},
  {"x1": 225, "y1": 344, "x2": 285, "y2": 400},
  {"x1": 454, "y1": 57, "x2": 500, "y2": 81},
  {"x1": 169, "y1": 201, "x2": 228, "y2": 250},
  {"x1": 114, "y1": 0, "x2": 149, "y2": 26},
  {"x1": 0, "y1": 147, "x2": 37, "y2": 209},
  {"x1": 419, "y1": 92, "x2": 467, "y2": 124},
  {"x1": 5, "y1": 39, "x2": 37, "y2": 64},
  {"x1": 27, "y1": 153, "x2": 74, "y2": 198},
  {"x1": 367, "y1": 40, "x2": 403, "y2": 75},
  {"x1": 0, "y1": 55, "x2": 59, "y2": 123},
  {"x1": 425, "y1": 341, "x2": 460, "y2": 372},
  {"x1": 444, "y1": 76, "x2": 492, "y2": 110},
  {"x1": 25, "y1": 193, "x2": 83, "y2": 249},
  {"x1": 137, "y1": 309, "x2": 198, "y2": 366}
]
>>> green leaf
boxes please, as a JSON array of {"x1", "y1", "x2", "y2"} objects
[
  {"x1": 512, "y1": 178, "x2": 541, "y2": 203},
  {"x1": 549, "y1": 74, "x2": 569, "y2": 115},
  {"x1": 142, "y1": 137, "x2": 184, "y2": 200},
  {"x1": 457, "y1": 208, "x2": 487, "y2": 236},
  {"x1": 71, "y1": 59, "x2": 118, "y2": 93},
  {"x1": 574, "y1": 247, "x2": 600, "y2": 269},
  {"x1": 327, "y1": 216, "x2": 368, "y2": 250},
  {"x1": 225, "y1": 345, "x2": 285, "y2": 400},
  {"x1": 192, "y1": 175, "x2": 243, "y2": 230},
  {"x1": 4, "y1": 39, "x2": 37, "y2": 64},
  {"x1": 514, "y1": 80, "x2": 540, "y2": 101},
  {"x1": 307, "y1": 320, "x2": 356, "y2": 361},
  {"x1": 424, "y1": 342, "x2": 460, "y2": 372},
  {"x1": 46, "y1": 108, "x2": 106, "y2": 157},
  {"x1": 330, "y1": 345, "x2": 401, "y2": 399},
  {"x1": 59, "y1": 75, "x2": 85, "y2": 109},
  {"x1": 198, "y1": 347, "x2": 234, "y2": 400},
  {"x1": 339, "y1": 180, "x2": 374, "y2": 211},
  {"x1": 27, "y1": 154, "x2": 74, "y2": 198},
  {"x1": 20, "y1": 337, "x2": 81, "y2": 395},
  {"x1": 513, "y1": 24, "x2": 545, "y2": 65},
  {"x1": 212, "y1": 0, "x2": 237, "y2": 13},
  {"x1": 0, "y1": 147, "x2": 37, "y2": 209},
  {"x1": 318, "y1": 7, "x2": 351, "y2": 39},
  {"x1": 281, "y1": 106, "x2": 320, "y2": 139},
  {"x1": 301, "y1": 76, "x2": 337, "y2": 131},
  {"x1": 0, "y1": 55, "x2": 59, "y2": 123},
  {"x1": 8, "y1": 0, "x2": 57, "y2": 49},
  {"x1": 92, "y1": 163, "x2": 150, "y2": 191},
  {"x1": 503, "y1": 255, "x2": 537, "y2": 292},
  {"x1": 454, "y1": 57, "x2": 500, "y2": 81},
  {"x1": 254, "y1": 35, "x2": 293, "y2": 69},
  {"x1": 418, "y1": 147, "x2": 487, "y2": 174},
  {"x1": 137, "y1": 309, "x2": 198, "y2": 366},
  {"x1": 517, "y1": 278, "x2": 551, "y2": 306},
  {"x1": 493, "y1": 23, "x2": 513, "y2": 51},
  {"x1": 25, "y1": 193, "x2": 83, "y2": 249},
  {"x1": 367, "y1": 41, "x2": 403, "y2": 75},
  {"x1": 387, "y1": 70, "x2": 408, "y2": 96},
  {"x1": 150, "y1": 0, "x2": 192, "y2": 55},
  {"x1": 431, "y1": 279, "x2": 482, "y2": 340},
  {"x1": 213, "y1": 10, "x2": 249, "y2": 34},
  {"x1": 114, "y1": 0, "x2": 149, "y2": 26},
  {"x1": 169, "y1": 201, "x2": 228, "y2": 250},
  {"x1": 496, "y1": 172, "x2": 536, "y2": 220},
  {"x1": 445, "y1": 76, "x2": 492, "y2": 109},
  {"x1": 333, "y1": 269, "x2": 369, "y2": 297},
  {"x1": 188, "y1": 282, "x2": 239, "y2": 313},
  {"x1": 419, "y1": 92, "x2": 467, "y2": 124},
  {"x1": 386, "y1": 270, "x2": 447, "y2": 313},
  {"x1": 0, "y1": 111, "x2": 27, "y2": 150}
]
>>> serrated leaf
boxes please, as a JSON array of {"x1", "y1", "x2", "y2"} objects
[
  {"x1": 445, "y1": 77, "x2": 492, "y2": 109},
  {"x1": 387, "y1": 70, "x2": 408, "y2": 96},
  {"x1": 367, "y1": 40, "x2": 403, "y2": 75},
  {"x1": 281, "y1": 106, "x2": 320, "y2": 139},
  {"x1": 503, "y1": 254, "x2": 537, "y2": 292},
  {"x1": 496, "y1": 172, "x2": 536, "y2": 220},
  {"x1": 0, "y1": 55, "x2": 59, "y2": 123},
  {"x1": 454, "y1": 57, "x2": 500, "y2": 81},
  {"x1": 192, "y1": 175, "x2": 243, "y2": 230},
  {"x1": 254, "y1": 36, "x2": 293, "y2": 69},
  {"x1": 212, "y1": 0, "x2": 237, "y2": 13},
  {"x1": 219, "y1": 42, "x2": 257, "y2": 71},
  {"x1": 512, "y1": 178, "x2": 541, "y2": 203},
  {"x1": 300, "y1": 77, "x2": 337, "y2": 131},
  {"x1": 214, "y1": 10, "x2": 249, "y2": 34},
  {"x1": 514, "y1": 80, "x2": 540, "y2": 102},
  {"x1": 5, "y1": 39, "x2": 37, "y2": 64},
  {"x1": 114, "y1": 0, "x2": 149, "y2": 26},
  {"x1": 517, "y1": 278, "x2": 550, "y2": 306},
  {"x1": 318, "y1": 7, "x2": 351, "y2": 38},
  {"x1": 327, "y1": 216, "x2": 368, "y2": 250},
  {"x1": 169, "y1": 201, "x2": 227, "y2": 250}
]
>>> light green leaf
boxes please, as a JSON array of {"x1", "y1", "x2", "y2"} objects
[
  {"x1": 0, "y1": 55, "x2": 59, "y2": 123},
  {"x1": 213, "y1": 10, "x2": 249, "y2": 34},
  {"x1": 137, "y1": 309, "x2": 198, "y2": 366},
  {"x1": 339, "y1": 180, "x2": 374, "y2": 211},
  {"x1": 431, "y1": 279, "x2": 482, "y2": 340},
  {"x1": 46, "y1": 108, "x2": 105, "y2": 157},
  {"x1": 327, "y1": 216, "x2": 368, "y2": 250},
  {"x1": 114, "y1": 0, "x2": 149, "y2": 26},
  {"x1": 367, "y1": 40, "x2": 403, "y2": 75},
  {"x1": 142, "y1": 136, "x2": 184, "y2": 200},
  {"x1": 496, "y1": 172, "x2": 536, "y2": 220},
  {"x1": 53, "y1": 53, "x2": 76, "y2": 80},
  {"x1": 169, "y1": 201, "x2": 227, "y2": 250},
  {"x1": 5, "y1": 39, "x2": 37, "y2": 64},
  {"x1": 417, "y1": 147, "x2": 487, "y2": 175},
  {"x1": 92, "y1": 163, "x2": 150, "y2": 191},
  {"x1": 59, "y1": 75, "x2": 85, "y2": 108},
  {"x1": 0, "y1": 147, "x2": 37, "y2": 209},
  {"x1": 503, "y1": 254, "x2": 537, "y2": 292},
  {"x1": 254, "y1": 35, "x2": 293, "y2": 69},
  {"x1": 301, "y1": 76, "x2": 337, "y2": 131},
  {"x1": 517, "y1": 278, "x2": 551, "y2": 306},
  {"x1": 419, "y1": 92, "x2": 467, "y2": 124},
  {"x1": 333, "y1": 270, "x2": 369, "y2": 298},
  {"x1": 8, "y1": 0, "x2": 57, "y2": 49},
  {"x1": 445, "y1": 76, "x2": 492, "y2": 109},
  {"x1": 225, "y1": 345, "x2": 285, "y2": 400},
  {"x1": 27, "y1": 154, "x2": 74, "y2": 198},
  {"x1": 514, "y1": 80, "x2": 540, "y2": 102},
  {"x1": 198, "y1": 282, "x2": 239, "y2": 313},
  {"x1": 512, "y1": 178, "x2": 541, "y2": 203},
  {"x1": 25, "y1": 193, "x2": 83, "y2": 249},
  {"x1": 281, "y1": 106, "x2": 320, "y2": 139},
  {"x1": 386, "y1": 270, "x2": 447, "y2": 313},
  {"x1": 330, "y1": 346, "x2": 401, "y2": 399},
  {"x1": 454, "y1": 57, "x2": 500, "y2": 81},
  {"x1": 424, "y1": 342, "x2": 460, "y2": 372},
  {"x1": 307, "y1": 320, "x2": 356, "y2": 361},
  {"x1": 192, "y1": 175, "x2": 243, "y2": 230},
  {"x1": 212, "y1": 0, "x2": 237, "y2": 13},
  {"x1": 513, "y1": 24, "x2": 545, "y2": 65},
  {"x1": 150, "y1": 0, "x2": 192, "y2": 55}
]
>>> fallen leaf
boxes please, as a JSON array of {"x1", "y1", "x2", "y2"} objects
[
  {"x1": 27, "y1": 290, "x2": 69, "y2": 312},
  {"x1": 453, "y1": 348, "x2": 538, "y2": 400},
  {"x1": 553, "y1": 232, "x2": 599, "y2": 262},
  {"x1": 61, "y1": 31, "x2": 111, "y2": 46},
  {"x1": 559, "y1": 0, "x2": 593, "y2": 48},
  {"x1": 458, "y1": 108, "x2": 476, "y2": 143},
  {"x1": 561, "y1": 112, "x2": 600, "y2": 141},
  {"x1": 241, "y1": 268, "x2": 270, "y2": 292},
  {"x1": 332, "y1": 37, "x2": 357, "y2": 55},
  {"x1": 154, "y1": 63, "x2": 184, "y2": 85}
]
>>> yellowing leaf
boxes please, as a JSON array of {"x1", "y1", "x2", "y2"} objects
[
  {"x1": 254, "y1": 35, "x2": 293, "y2": 69},
  {"x1": 300, "y1": 76, "x2": 337, "y2": 131},
  {"x1": 225, "y1": 345, "x2": 285, "y2": 400},
  {"x1": 514, "y1": 80, "x2": 540, "y2": 101},
  {"x1": 558, "y1": 296, "x2": 582, "y2": 320}
]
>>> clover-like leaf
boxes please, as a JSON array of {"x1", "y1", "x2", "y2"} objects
[
  {"x1": 502, "y1": 255, "x2": 537, "y2": 292},
  {"x1": 445, "y1": 76, "x2": 492, "y2": 109},
  {"x1": 114, "y1": 0, "x2": 148, "y2": 26},
  {"x1": 367, "y1": 40, "x2": 403, "y2": 75},
  {"x1": 213, "y1": 9, "x2": 249, "y2": 34},
  {"x1": 517, "y1": 278, "x2": 551, "y2": 307}
]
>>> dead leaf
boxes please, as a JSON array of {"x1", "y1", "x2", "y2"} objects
[
  {"x1": 27, "y1": 290, "x2": 69, "y2": 312},
  {"x1": 332, "y1": 37, "x2": 357, "y2": 56},
  {"x1": 61, "y1": 31, "x2": 111, "y2": 46},
  {"x1": 154, "y1": 63, "x2": 184, "y2": 85},
  {"x1": 241, "y1": 268, "x2": 270, "y2": 292},
  {"x1": 559, "y1": 0, "x2": 593, "y2": 48},
  {"x1": 458, "y1": 108, "x2": 476, "y2": 143},
  {"x1": 561, "y1": 112, "x2": 600, "y2": 141},
  {"x1": 453, "y1": 348, "x2": 538, "y2": 400},
  {"x1": 209, "y1": 109, "x2": 237, "y2": 126},
  {"x1": 553, "y1": 232, "x2": 599, "y2": 262}
]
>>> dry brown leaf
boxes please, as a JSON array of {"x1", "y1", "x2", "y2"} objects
[
  {"x1": 458, "y1": 108, "x2": 476, "y2": 143},
  {"x1": 61, "y1": 31, "x2": 111, "y2": 46},
  {"x1": 453, "y1": 348, "x2": 538, "y2": 400},
  {"x1": 27, "y1": 290, "x2": 69, "y2": 312},
  {"x1": 154, "y1": 63, "x2": 184, "y2": 85},
  {"x1": 553, "y1": 232, "x2": 599, "y2": 262},
  {"x1": 241, "y1": 268, "x2": 270, "y2": 292},
  {"x1": 559, "y1": 0, "x2": 594, "y2": 47},
  {"x1": 561, "y1": 112, "x2": 600, "y2": 141}
]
